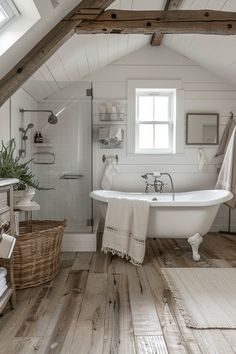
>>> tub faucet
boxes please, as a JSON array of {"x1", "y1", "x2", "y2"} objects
[
  {"x1": 144, "y1": 178, "x2": 167, "y2": 193},
  {"x1": 141, "y1": 172, "x2": 175, "y2": 200}
]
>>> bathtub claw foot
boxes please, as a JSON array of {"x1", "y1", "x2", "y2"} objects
[{"x1": 188, "y1": 233, "x2": 203, "y2": 261}]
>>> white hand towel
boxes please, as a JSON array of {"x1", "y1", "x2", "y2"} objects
[
  {"x1": 102, "y1": 198, "x2": 150, "y2": 265},
  {"x1": 216, "y1": 126, "x2": 236, "y2": 208},
  {"x1": 101, "y1": 158, "x2": 118, "y2": 190},
  {"x1": 198, "y1": 148, "x2": 208, "y2": 171},
  {"x1": 0, "y1": 233, "x2": 16, "y2": 259},
  {"x1": 109, "y1": 127, "x2": 123, "y2": 142}
]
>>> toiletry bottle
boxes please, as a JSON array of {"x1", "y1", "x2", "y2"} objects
[
  {"x1": 34, "y1": 132, "x2": 39, "y2": 143},
  {"x1": 38, "y1": 132, "x2": 43, "y2": 143}
]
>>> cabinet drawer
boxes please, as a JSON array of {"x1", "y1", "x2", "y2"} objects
[{"x1": 0, "y1": 192, "x2": 9, "y2": 214}]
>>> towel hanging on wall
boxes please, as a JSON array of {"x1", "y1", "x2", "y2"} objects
[
  {"x1": 216, "y1": 126, "x2": 236, "y2": 208},
  {"x1": 215, "y1": 112, "x2": 236, "y2": 157},
  {"x1": 198, "y1": 148, "x2": 208, "y2": 171},
  {"x1": 101, "y1": 157, "x2": 118, "y2": 190}
]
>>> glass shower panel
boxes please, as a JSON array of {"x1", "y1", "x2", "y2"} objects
[{"x1": 34, "y1": 82, "x2": 92, "y2": 233}]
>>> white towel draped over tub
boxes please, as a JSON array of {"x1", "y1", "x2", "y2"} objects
[{"x1": 102, "y1": 198, "x2": 150, "y2": 266}]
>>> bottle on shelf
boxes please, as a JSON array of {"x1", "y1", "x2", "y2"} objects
[
  {"x1": 38, "y1": 132, "x2": 43, "y2": 143},
  {"x1": 34, "y1": 131, "x2": 43, "y2": 143},
  {"x1": 34, "y1": 131, "x2": 39, "y2": 143}
]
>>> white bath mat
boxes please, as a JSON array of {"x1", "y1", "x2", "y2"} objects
[{"x1": 162, "y1": 268, "x2": 236, "y2": 329}]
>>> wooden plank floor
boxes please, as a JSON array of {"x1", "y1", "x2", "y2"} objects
[{"x1": 1, "y1": 233, "x2": 236, "y2": 354}]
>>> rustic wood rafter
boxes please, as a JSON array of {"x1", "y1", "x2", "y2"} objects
[
  {"x1": 1, "y1": 4, "x2": 236, "y2": 107},
  {"x1": 151, "y1": 0, "x2": 183, "y2": 46},
  {"x1": 0, "y1": 0, "x2": 115, "y2": 107},
  {"x1": 75, "y1": 9, "x2": 236, "y2": 35}
]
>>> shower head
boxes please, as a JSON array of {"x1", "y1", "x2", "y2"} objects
[
  {"x1": 48, "y1": 113, "x2": 57, "y2": 125},
  {"x1": 19, "y1": 123, "x2": 34, "y2": 135},
  {"x1": 20, "y1": 109, "x2": 58, "y2": 125}
]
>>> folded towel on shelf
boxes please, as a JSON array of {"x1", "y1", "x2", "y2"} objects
[
  {"x1": 0, "y1": 233, "x2": 16, "y2": 259},
  {"x1": 109, "y1": 127, "x2": 123, "y2": 142},
  {"x1": 0, "y1": 284, "x2": 8, "y2": 297},
  {"x1": 0, "y1": 277, "x2": 7, "y2": 289},
  {"x1": 0, "y1": 270, "x2": 7, "y2": 298},
  {"x1": 0, "y1": 267, "x2": 7, "y2": 280},
  {"x1": 102, "y1": 198, "x2": 150, "y2": 265}
]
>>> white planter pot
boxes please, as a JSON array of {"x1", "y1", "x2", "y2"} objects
[{"x1": 14, "y1": 188, "x2": 35, "y2": 208}]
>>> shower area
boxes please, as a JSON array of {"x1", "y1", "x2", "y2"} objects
[{"x1": 32, "y1": 82, "x2": 94, "y2": 237}]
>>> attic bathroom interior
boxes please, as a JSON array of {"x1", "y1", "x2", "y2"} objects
[{"x1": 1, "y1": 0, "x2": 236, "y2": 353}]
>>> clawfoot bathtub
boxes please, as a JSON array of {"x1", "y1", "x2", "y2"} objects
[{"x1": 90, "y1": 189, "x2": 233, "y2": 261}]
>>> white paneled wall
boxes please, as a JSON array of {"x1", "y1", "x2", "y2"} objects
[{"x1": 84, "y1": 44, "x2": 236, "y2": 231}]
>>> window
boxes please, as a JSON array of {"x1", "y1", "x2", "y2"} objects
[
  {"x1": 127, "y1": 80, "x2": 184, "y2": 156},
  {"x1": 136, "y1": 89, "x2": 175, "y2": 153},
  {"x1": 0, "y1": 0, "x2": 19, "y2": 31}
]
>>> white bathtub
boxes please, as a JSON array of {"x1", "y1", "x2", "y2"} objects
[{"x1": 90, "y1": 189, "x2": 233, "y2": 261}]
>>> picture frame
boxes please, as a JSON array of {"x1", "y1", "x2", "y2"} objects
[{"x1": 186, "y1": 113, "x2": 219, "y2": 145}]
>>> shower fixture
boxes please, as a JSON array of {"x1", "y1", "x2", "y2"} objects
[
  {"x1": 19, "y1": 109, "x2": 58, "y2": 125},
  {"x1": 19, "y1": 123, "x2": 34, "y2": 158}
]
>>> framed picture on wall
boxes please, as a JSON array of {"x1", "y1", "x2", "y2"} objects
[{"x1": 186, "y1": 113, "x2": 219, "y2": 145}]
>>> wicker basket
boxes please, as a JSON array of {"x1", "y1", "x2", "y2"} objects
[{"x1": 13, "y1": 219, "x2": 66, "y2": 289}]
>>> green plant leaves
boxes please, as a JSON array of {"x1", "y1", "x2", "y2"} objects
[{"x1": 0, "y1": 139, "x2": 39, "y2": 190}]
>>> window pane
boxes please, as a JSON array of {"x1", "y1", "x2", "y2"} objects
[
  {"x1": 139, "y1": 124, "x2": 153, "y2": 149},
  {"x1": 155, "y1": 124, "x2": 169, "y2": 149},
  {"x1": 154, "y1": 96, "x2": 169, "y2": 121},
  {"x1": 138, "y1": 96, "x2": 153, "y2": 121}
]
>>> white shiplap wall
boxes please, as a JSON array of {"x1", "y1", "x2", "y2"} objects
[{"x1": 84, "y1": 44, "x2": 236, "y2": 231}]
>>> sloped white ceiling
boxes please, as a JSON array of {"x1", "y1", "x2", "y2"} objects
[
  {"x1": 22, "y1": 0, "x2": 236, "y2": 101},
  {"x1": 22, "y1": 0, "x2": 166, "y2": 101},
  {"x1": 0, "y1": 0, "x2": 83, "y2": 79},
  {"x1": 164, "y1": 0, "x2": 236, "y2": 88}
]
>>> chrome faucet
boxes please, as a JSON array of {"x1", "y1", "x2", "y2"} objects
[{"x1": 141, "y1": 172, "x2": 175, "y2": 200}]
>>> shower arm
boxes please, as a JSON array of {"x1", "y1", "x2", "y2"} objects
[{"x1": 20, "y1": 109, "x2": 54, "y2": 115}]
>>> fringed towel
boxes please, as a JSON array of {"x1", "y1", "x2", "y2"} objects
[
  {"x1": 216, "y1": 126, "x2": 236, "y2": 208},
  {"x1": 102, "y1": 198, "x2": 150, "y2": 266}
]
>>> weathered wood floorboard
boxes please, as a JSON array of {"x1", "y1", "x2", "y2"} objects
[{"x1": 0, "y1": 234, "x2": 235, "y2": 353}]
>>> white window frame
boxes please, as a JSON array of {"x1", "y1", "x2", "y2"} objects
[
  {"x1": 136, "y1": 89, "x2": 175, "y2": 154},
  {"x1": 0, "y1": 0, "x2": 19, "y2": 31},
  {"x1": 127, "y1": 80, "x2": 184, "y2": 156}
]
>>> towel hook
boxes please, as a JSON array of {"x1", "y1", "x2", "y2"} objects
[{"x1": 102, "y1": 154, "x2": 118, "y2": 164}]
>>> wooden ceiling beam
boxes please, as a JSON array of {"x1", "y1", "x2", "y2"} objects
[
  {"x1": 75, "y1": 9, "x2": 236, "y2": 35},
  {"x1": 0, "y1": 0, "x2": 115, "y2": 107},
  {"x1": 151, "y1": 0, "x2": 183, "y2": 46}
]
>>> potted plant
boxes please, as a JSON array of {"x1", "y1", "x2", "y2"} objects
[{"x1": 0, "y1": 139, "x2": 39, "y2": 206}]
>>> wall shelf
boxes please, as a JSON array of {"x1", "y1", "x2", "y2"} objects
[
  {"x1": 99, "y1": 113, "x2": 126, "y2": 122},
  {"x1": 34, "y1": 143, "x2": 53, "y2": 149}
]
